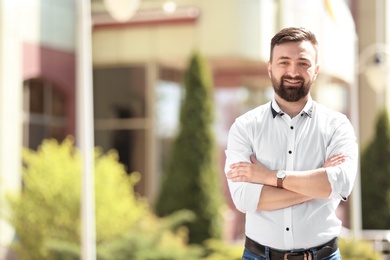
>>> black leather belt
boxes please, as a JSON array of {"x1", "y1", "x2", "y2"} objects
[{"x1": 245, "y1": 236, "x2": 338, "y2": 260}]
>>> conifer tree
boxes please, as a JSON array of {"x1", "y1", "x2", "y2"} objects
[
  {"x1": 155, "y1": 52, "x2": 223, "y2": 244},
  {"x1": 361, "y1": 109, "x2": 390, "y2": 229}
]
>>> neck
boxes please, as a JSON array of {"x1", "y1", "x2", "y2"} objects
[{"x1": 275, "y1": 95, "x2": 309, "y2": 118}]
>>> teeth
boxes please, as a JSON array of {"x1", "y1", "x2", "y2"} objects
[{"x1": 285, "y1": 80, "x2": 301, "y2": 84}]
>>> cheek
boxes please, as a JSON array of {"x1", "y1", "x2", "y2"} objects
[
  {"x1": 270, "y1": 67, "x2": 284, "y2": 78},
  {"x1": 300, "y1": 69, "x2": 316, "y2": 81}
]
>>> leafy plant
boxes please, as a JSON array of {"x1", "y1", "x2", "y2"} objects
[
  {"x1": 202, "y1": 239, "x2": 243, "y2": 260},
  {"x1": 361, "y1": 109, "x2": 390, "y2": 229},
  {"x1": 6, "y1": 137, "x2": 203, "y2": 259},
  {"x1": 339, "y1": 238, "x2": 382, "y2": 260},
  {"x1": 155, "y1": 51, "x2": 224, "y2": 244}
]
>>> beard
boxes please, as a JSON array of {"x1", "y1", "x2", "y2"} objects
[{"x1": 271, "y1": 74, "x2": 312, "y2": 102}]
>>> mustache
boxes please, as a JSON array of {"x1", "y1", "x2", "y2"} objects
[{"x1": 281, "y1": 75, "x2": 305, "y2": 81}]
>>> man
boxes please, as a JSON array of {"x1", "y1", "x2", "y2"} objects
[{"x1": 225, "y1": 27, "x2": 358, "y2": 260}]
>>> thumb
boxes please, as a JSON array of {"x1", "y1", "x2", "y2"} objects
[{"x1": 250, "y1": 154, "x2": 259, "y2": 164}]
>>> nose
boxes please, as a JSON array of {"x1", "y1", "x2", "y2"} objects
[{"x1": 287, "y1": 64, "x2": 300, "y2": 77}]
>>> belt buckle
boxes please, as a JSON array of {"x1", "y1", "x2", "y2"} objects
[{"x1": 283, "y1": 251, "x2": 312, "y2": 260}]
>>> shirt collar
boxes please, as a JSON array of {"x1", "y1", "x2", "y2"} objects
[
  {"x1": 271, "y1": 100, "x2": 284, "y2": 118},
  {"x1": 271, "y1": 96, "x2": 313, "y2": 119}
]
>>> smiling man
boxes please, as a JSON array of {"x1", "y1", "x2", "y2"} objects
[{"x1": 225, "y1": 27, "x2": 358, "y2": 260}]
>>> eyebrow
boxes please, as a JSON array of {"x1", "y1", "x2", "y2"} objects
[
  {"x1": 277, "y1": 56, "x2": 290, "y2": 60},
  {"x1": 276, "y1": 56, "x2": 311, "y2": 62}
]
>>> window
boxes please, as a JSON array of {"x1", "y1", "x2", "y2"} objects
[
  {"x1": 23, "y1": 79, "x2": 67, "y2": 149},
  {"x1": 93, "y1": 66, "x2": 148, "y2": 194}
]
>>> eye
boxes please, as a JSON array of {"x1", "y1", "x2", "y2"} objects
[{"x1": 278, "y1": 61, "x2": 289, "y2": 65}]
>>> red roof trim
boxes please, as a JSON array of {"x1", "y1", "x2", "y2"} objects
[{"x1": 93, "y1": 7, "x2": 200, "y2": 29}]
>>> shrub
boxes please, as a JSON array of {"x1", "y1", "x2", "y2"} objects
[
  {"x1": 155, "y1": 51, "x2": 224, "y2": 244},
  {"x1": 202, "y1": 239, "x2": 243, "y2": 260},
  {"x1": 339, "y1": 238, "x2": 382, "y2": 260},
  {"x1": 6, "y1": 137, "x2": 203, "y2": 259},
  {"x1": 361, "y1": 109, "x2": 390, "y2": 229}
]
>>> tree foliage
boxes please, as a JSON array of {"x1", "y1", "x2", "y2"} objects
[
  {"x1": 6, "y1": 138, "x2": 202, "y2": 259},
  {"x1": 361, "y1": 109, "x2": 390, "y2": 229},
  {"x1": 339, "y1": 238, "x2": 382, "y2": 260},
  {"x1": 155, "y1": 52, "x2": 223, "y2": 244}
]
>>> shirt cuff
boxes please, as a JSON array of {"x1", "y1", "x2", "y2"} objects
[
  {"x1": 231, "y1": 182, "x2": 263, "y2": 213},
  {"x1": 326, "y1": 167, "x2": 348, "y2": 201}
]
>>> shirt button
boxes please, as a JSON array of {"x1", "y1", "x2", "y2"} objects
[
  {"x1": 290, "y1": 126, "x2": 294, "y2": 130},
  {"x1": 288, "y1": 150, "x2": 292, "y2": 154},
  {"x1": 286, "y1": 227, "x2": 290, "y2": 231}
]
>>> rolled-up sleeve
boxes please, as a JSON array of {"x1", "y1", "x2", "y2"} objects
[
  {"x1": 326, "y1": 116, "x2": 359, "y2": 201},
  {"x1": 225, "y1": 120, "x2": 263, "y2": 213}
]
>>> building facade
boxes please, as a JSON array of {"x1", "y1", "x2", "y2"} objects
[{"x1": 0, "y1": 0, "x2": 386, "y2": 257}]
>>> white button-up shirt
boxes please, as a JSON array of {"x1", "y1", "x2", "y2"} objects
[{"x1": 225, "y1": 97, "x2": 358, "y2": 250}]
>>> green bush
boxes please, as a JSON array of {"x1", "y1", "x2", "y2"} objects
[
  {"x1": 361, "y1": 109, "x2": 390, "y2": 229},
  {"x1": 202, "y1": 239, "x2": 243, "y2": 260},
  {"x1": 155, "y1": 51, "x2": 223, "y2": 244},
  {"x1": 339, "y1": 238, "x2": 382, "y2": 260},
  {"x1": 6, "y1": 138, "x2": 204, "y2": 260},
  {"x1": 96, "y1": 211, "x2": 204, "y2": 260}
]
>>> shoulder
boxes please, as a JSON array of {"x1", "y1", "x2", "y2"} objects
[
  {"x1": 229, "y1": 102, "x2": 271, "y2": 138},
  {"x1": 235, "y1": 102, "x2": 271, "y2": 126},
  {"x1": 314, "y1": 102, "x2": 348, "y2": 121},
  {"x1": 229, "y1": 102, "x2": 272, "y2": 141},
  {"x1": 313, "y1": 101, "x2": 353, "y2": 130}
]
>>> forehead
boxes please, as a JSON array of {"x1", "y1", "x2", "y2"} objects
[{"x1": 273, "y1": 40, "x2": 317, "y2": 62}]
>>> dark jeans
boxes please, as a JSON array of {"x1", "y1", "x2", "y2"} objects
[{"x1": 242, "y1": 248, "x2": 342, "y2": 260}]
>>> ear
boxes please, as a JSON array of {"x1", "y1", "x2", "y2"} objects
[
  {"x1": 314, "y1": 64, "x2": 320, "y2": 80},
  {"x1": 267, "y1": 61, "x2": 272, "y2": 78}
]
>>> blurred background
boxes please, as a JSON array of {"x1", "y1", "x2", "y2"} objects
[{"x1": 1, "y1": 0, "x2": 390, "y2": 259}]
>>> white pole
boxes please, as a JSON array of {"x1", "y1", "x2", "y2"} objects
[
  {"x1": 77, "y1": 0, "x2": 96, "y2": 259},
  {"x1": 351, "y1": 36, "x2": 362, "y2": 239}
]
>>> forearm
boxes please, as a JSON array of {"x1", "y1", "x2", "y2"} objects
[
  {"x1": 257, "y1": 185, "x2": 312, "y2": 211},
  {"x1": 257, "y1": 168, "x2": 330, "y2": 211},
  {"x1": 227, "y1": 154, "x2": 346, "y2": 209},
  {"x1": 281, "y1": 168, "x2": 332, "y2": 198},
  {"x1": 262, "y1": 168, "x2": 332, "y2": 199}
]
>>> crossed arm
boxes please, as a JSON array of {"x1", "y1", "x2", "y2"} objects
[{"x1": 226, "y1": 154, "x2": 345, "y2": 211}]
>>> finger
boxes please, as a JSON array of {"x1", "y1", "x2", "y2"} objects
[
  {"x1": 230, "y1": 161, "x2": 250, "y2": 169},
  {"x1": 250, "y1": 154, "x2": 259, "y2": 164},
  {"x1": 230, "y1": 163, "x2": 240, "y2": 169},
  {"x1": 328, "y1": 154, "x2": 344, "y2": 163},
  {"x1": 333, "y1": 153, "x2": 345, "y2": 159},
  {"x1": 326, "y1": 155, "x2": 346, "y2": 166},
  {"x1": 226, "y1": 170, "x2": 232, "y2": 179},
  {"x1": 227, "y1": 169, "x2": 239, "y2": 178},
  {"x1": 333, "y1": 155, "x2": 346, "y2": 163},
  {"x1": 229, "y1": 174, "x2": 248, "y2": 182},
  {"x1": 227, "y1": 168, "x2": 242, "y2": 178},
  {"x1": 329, "y1": 154, "x2": 339, "y2": 161}
]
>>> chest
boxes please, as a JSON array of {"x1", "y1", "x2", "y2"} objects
[{"x1": 250, "y1": 116, "x2": 329, "y2": 170}]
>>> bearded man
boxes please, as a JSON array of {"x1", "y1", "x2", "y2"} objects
[{"x1": 225, "y1": 27, "x2": 358, "y2": 260}]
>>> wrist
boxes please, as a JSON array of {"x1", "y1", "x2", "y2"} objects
[{"x1": 276, "y1": 170, "x2": 287, "y2": 188}]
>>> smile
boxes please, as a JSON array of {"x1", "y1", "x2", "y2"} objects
[{"x1": 284, "y1": 79, "x2": 302, "y2": 86}]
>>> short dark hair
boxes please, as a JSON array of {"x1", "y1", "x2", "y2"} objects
[{"x1": 270, "y1": 27, "x2": 318, "y2": 62}]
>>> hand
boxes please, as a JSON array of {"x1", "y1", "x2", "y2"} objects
[
  {"x1": 226, "y1": 155, "x2": 271, "y2": 184},
  {"x1": 322, "y1": 153, "x2": 345, "y2": 168}
]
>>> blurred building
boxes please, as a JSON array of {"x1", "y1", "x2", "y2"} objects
[{"x1": 0, "y1": 0, "x2": 387, "y2": 257}]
